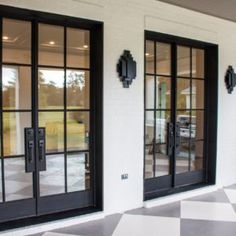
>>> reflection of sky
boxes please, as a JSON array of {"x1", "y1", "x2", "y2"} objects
[
  {"x1": 2, "y1": 66, "x2": 85, "y2": 90},
  {"x1": 39, "y1": 69, "x2": 85, "y2": 88},
  {"x1": 2, "y1": 67, "x2": 17, "y2": 89},
  {"x1": 39, "y1": 69, "x2": 64, "y2": 87}
]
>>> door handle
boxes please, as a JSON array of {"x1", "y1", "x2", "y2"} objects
[
  {"x1": 38, "y1": 128, "x2": 46, "y2": 171},
  {"x1": 25, "y1": 128, "x2": 35, "y2": 173},
  {"x1": 28, "y1": 141, "x2": 34, "y2": 163},
  {"x1": 175, "y1": 122, "x2": 181, "y2": 155},
  {"x1": 167, "y1": 122, "x2": 174, "y2": 156},
  {"x1": 39, "y1": 140, "x2": 45, "y2": 162}
]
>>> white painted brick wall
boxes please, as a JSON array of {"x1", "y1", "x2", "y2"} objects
[{"x1": 0, "y1": 0, "x2": 235, "y2": 215}]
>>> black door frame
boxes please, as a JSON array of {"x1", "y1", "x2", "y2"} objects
[
  {"x1": 144, "y1": 31, "x2": 218, "y2": 200},
  {"x1": 0, "y1": 5, "x2": 103, "y2": 228}
]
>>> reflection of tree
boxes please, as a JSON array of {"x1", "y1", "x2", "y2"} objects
[
  {"x1": 67, "y1": 71, "x2": 85, "y2": 108},
  {"x1": 39, "y1": 71, "x2": 63, "y2": 108},
  {"x1": 3, "y1": 68, "x2": 17, "y2": 108}
]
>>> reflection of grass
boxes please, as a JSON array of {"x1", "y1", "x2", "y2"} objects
[{"x1": 3, "y1": 111, "x2": 88, "y2": 156}]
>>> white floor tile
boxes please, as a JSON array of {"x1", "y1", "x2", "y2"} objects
[
  {"x1": 181, "y1": 201, "x2": 236, "y2": 222},
  {"x1": 112, "y1": 214, "x2": 180, "y2": 236},
  {"x1": 224, "y1": 189, "x2": 236, "y2": 203},
  {"x1": 43, "y1": 232, "x2": 79, "y2": 236}
]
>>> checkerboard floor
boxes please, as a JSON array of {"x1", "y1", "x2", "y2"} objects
[{"x1": 31, "y1": 184, "x2": 236, "y2": 236}]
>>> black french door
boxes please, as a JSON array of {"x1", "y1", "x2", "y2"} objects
[
  {"x1": 0, "y1": 6, "x2": 103, "y2": 223},
  {"x1": 144, "y1": 31, "x2": 218, "y2": 200}
]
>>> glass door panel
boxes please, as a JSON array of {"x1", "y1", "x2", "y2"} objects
[
  {"x1": 155, "y1": 110, "x2": 170, "y2": 177},
  {"x1": 1, "y1": 18, "x2": 34, "y2": 204},
  {"x1": 145, "y1": 36, "x2": 207, "y2": 198}
]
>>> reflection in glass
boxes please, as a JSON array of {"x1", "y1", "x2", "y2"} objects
[
  {"x1": 3, "y1": 18, "x2": 31, "y2": 64},
  {"x1": 0, "y1": 161, "x2": 2, "y2": 202},
  {"x1": 3, "y1": 112, "x2": 31, "y2": 156},
  {"x1": 5, "y1": 157, "x2": 33, "y2": 201},
  {"x1": 177, "y1": 46, "x2": 190, "y2": 77},
  {"x1": 39, "y1": 112, "x2": 64, "y2": 153},
  {"x1": 177, "y1": 79, "x2": 191, "y2": 109},
  {"x1": 190, "y1": 141, "x2": 204, "y2": 171},
  {"x1": 156, "y1": 42, "x2": 171, "y2": 75},
  {"x1": 192, "y1": 80, "x2": 204, "y2": 109},
  {"x1": 40, "y1": 154, "x2": 65, "y2": 196},
  {"x1": 177, "y1": 110, "x2": 191, "y2": 140},
  {"x1": 67, "y1": 152, "x2": 90, "y2": 192},
  {"x1": 176, "y1": 142, "x2": 189, "y2": 174},
  {"x1": 145, "y1": 76, "x2": 154, "y2": 109},
  {"x1": 145, "y1": 145, "x2": 154, "y2": 179},
  {"x1": 156, "y1": 110, "x2": 170, "y2": 144},
  {"x1": 38, "y1": 68, "x2": 64, "y2": 109},
  {"x1": 145, "y1": 111, "x2": 154, "y2": 145},
  {"x1": 67, "y1": 28, "x2": 90, "y2": 68},
  {"x1": 3, "y1": 66, "x2": 31, "y2": 110},
  {"x1": 191, "y1": 110, "x2": 204, "y2": 140},
  {"x1": 176, "y1": 110, "x2": 191, "y2": 174},
  {"x1": 39, "y1": 24, "x2": 64, "y2": 66},
  {"x1": 156, "y1": 76, "x2": 171, "y2": 109},
  {"x1": 155, "y1": 110, "x2": 170, "y2": 177},
  {"x1": 145, "y1": 40, "x2": 154, "y2": 74},
  {"x1": 67, "y1": 70, "x2": 90, "y2": 109},
  {"x1": 192, "y1": 49, "x2": 204, "y2": 78},
  {"x1": 67, "y1": 112, "x2": 89, "y2": 151}
]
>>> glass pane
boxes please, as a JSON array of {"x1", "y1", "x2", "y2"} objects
[
  {"x1": 39, "y1": 112, "x2": 64, "y2": 153},
  {"x1": 176, "y1": 110, "x2": 190, "y2": 174},
  {"x1": 190, "y1": 141, "x2": 204, "y2": 171},
  {"x1": 5, "y1": 157, "x2": 33, "y2": 201},
  {"x1": 192, "y1": 49, "x2": 204, "y2": 78},
  {"x1": 0, "y1": 161, "x2": 2, "y2": 202},
  {"x1": 155, "y1": 110, "x2": 170, "y2": 177},
  {"x1": 67, "y1": 112, "x2": 89, "y2": 151},
  {"x1": 156, "y1": 110, "x2": 170, "y2": 143},
  {"x1": 3, "y1": 112, "x2": 31, "y2": 156},
  {"x1": 177, "y1": 46, "x2": 190, "y2": 77},
  {"x1": 145, "y1": 145, "x2": 154, "y2": 179},
  {"x1": 67, "y1": 70, "x2": 90, "y2": 109},
  {"x1": 177, "y1": 110, "x2": 191, "y2": 140},
  {"x1": 145, "y1": 111, "x2": 154, "y2": 145},
  {"x1": 192, "y1": 79, "x2": 204, "y2": 109},
  {"x1": 156, "y1": 76, "x2": 171, "y2": 109},
  {"x1": 3, "y1": 66, "x2": 31, "y2": 110},
  {"x1": 156, "y1": 42, "x2": 171, "y2": 75},
  {"x1": 192, "y1": 110, "x2": 204, "y2": 140},
  {"x1": 176, "y1": 142, "x2": 189, "y2": 174},
  {"x1": 40, "y1": 154, "x2": 65, "y2": 196},
  {"x1": 38, "y1": 68, "x2": 64, "y2": 109},
  {"x1": 39, "y1": 24, "x2": 64, "y2": 66},
  {"x1": 177, "y1": 78, "x2": 191, "y2": 109},
  {"x1": 3, "y1": 18, "x2": 31, "y2": 64},
  {"x1": 67, "y1": 28, "x2": 90, "y2": 68},
  {"x1": 145, "y1": 40, "x2": 154, "y2": 74},
  {"x1": 145, "y1": 76, "x2": 154, "y2": 109},
  {"x1": 67, "y1": 152, "x2": 90, "y2": 192}
]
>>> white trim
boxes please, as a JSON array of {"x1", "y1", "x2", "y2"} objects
[
  {"x1": 1, "y1": 212, "x2": 105, "y2": 236},
  {"x1": 144, "y1": 185, "x2": 218, "y2": 208}
]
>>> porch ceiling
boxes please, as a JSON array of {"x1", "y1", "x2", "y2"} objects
[{"x1": 157, "y1": 0, "x2": 236, "y2": 23}]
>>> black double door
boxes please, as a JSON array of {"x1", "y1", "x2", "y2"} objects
[
  {"x1": 144, "y1": 31, "x2": 217, "y2": 200},
  {"x1": 0, "y1": 7, "x2": 103, "y2": 223}
]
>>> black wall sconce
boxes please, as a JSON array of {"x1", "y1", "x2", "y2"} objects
[
  {"x1": 225, "y1": 66, "x2": 236, "y2": 94},
  {"x1": 117, "y1": 50, "x2": 137, "y2": 88}
]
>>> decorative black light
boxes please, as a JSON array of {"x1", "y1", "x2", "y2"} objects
[
  {"x1": 117, "y1": 50, "x2": 137, "y2": 88},
  {"x1": 225, "y1": 66, "x2": 236, "y2": 94}
]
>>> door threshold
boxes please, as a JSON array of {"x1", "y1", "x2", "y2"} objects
[
  {"x1": 144, "y1": 184, "x2": 218, "y2": 208},
  {"x1": 0, "y1": 211, "x2": 105, "y2": 236}
]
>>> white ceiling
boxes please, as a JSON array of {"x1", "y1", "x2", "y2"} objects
[{"x1": 158, "y1": 0, "x2": 236, "y2": 23}]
